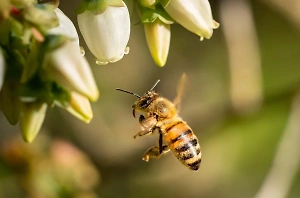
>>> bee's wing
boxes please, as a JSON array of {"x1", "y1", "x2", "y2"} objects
[{"x1": 173, "y1": 73, "x2": 187, "y2": 111}]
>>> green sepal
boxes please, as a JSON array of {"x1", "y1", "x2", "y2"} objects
[
  {"x1": 23, "y1": 3, "x2": 58, "y2": 30},
  {"x1": 18, "y1": 76, "x2": 71, "y2": 107},
  {"x1": 0, "y1": 16, "x2": 32, "y2": 50},
  {"x1": 42, "y1": 34, "x2": 69, "y2": 52},
  {"x1": 86, "y1": 0, "x2": 107, "y2": 15},
  {"x1": 19, "y1": 35, "x2": 71, "y2": 106},
  {"x1": 4, "y1": 17, "x2": 31, "y2": 51},
  {"x1": 51, "y1": 82, "x2": 71, "y2": 108},
  {"x1": 138, "y1": 0, "x2": 157, "y2": 9},
  {"x1": 74, "y1": 0, "x2": 88, "y2": 14},
  {"x1": 18, "y1": 75, "x2": 49, "y2": 103},
  {"x1": 75, "y1": 0, "x2": 124, "y2": 15},
  {"x1": 139, "y1": 4, "x2": 173, "y2": 24},
  {"x1": 159, "y1": 0, "x2": 171, "y2": 7}
]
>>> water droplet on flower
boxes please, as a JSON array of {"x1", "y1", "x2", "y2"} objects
[
  {"x1": 124, "y1": 47, "x2": 130, "y2": 54},
  {"x1": 95, "y1": 59, "x2": 108, "y2": 65},
  {"x1": 80, "y1": 46, "x2": 85, "y2": 56}
]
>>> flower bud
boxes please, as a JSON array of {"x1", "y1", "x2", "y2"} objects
[
  {"x1": 46, "y1": 41, "x2": 99, "y2": 102},
  {"x1": 144, "y1": 19, "x2": 170, "y2": 67},
  {"x1": 164, "y1": 0, "x2": 219, "y2": 40},
  {"x1": 0, "y1": 82, "x2": 21, "y2": 125},
  {"x1": 0, "y1": 49, "x2": 5, "y2": 91},
  {"x1": 77, "y1": 1, "x2": 130, "y2": 65},
  {"x1": 56, "y1": 92, "x2": 93, "y2": 123},
  {"x1": 20, "y1": 102, "x2": 47, "y2": 143},
  {"x1": 48, "y1": 8, "x2": 80, "y2": 46}
]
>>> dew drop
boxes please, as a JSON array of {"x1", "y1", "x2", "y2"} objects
[
  {"x1": 80, "y1": 46, "x2": 85, "y2": 56},
  {"x1": 95, "y1": 59, "x2": 108, "y2": 65},
  {"x1": 124, "y1": 47, "x2": 130, "y2": 54}
]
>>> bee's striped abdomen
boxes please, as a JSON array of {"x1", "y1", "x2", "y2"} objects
[{"x1": 164, "y1": 121, "x2": 201, "y2": 171}]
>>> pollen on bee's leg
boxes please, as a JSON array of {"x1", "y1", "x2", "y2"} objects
[{"x1": 142, "y1": 155, "x2": 150, "y2": 162}]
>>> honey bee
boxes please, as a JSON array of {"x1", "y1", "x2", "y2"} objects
[{"x1": 116, "y1": 74, "x2": 201, "y2": 171}]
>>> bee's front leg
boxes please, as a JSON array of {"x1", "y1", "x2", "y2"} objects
[{"x1": 133, "y1": 115, "x2": 157, "y2": 138}]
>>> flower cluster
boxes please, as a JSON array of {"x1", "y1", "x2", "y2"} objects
[
  {"x1": 75, "y1": 0, "x2": 219, "y2": 67},
  {"x1": 0, "y1": 1, "x2": 99, "y2": 142},
  {"x1": 0, "y1": 0, "x2": 218, "y2": 142}
]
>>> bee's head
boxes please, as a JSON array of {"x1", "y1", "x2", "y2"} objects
[
  {"x1": 132, "y1": 91, "x2": 159, "y2": 115},
  {"x1": 116, "y1": 79, "x2": 160, "y2": 117}
]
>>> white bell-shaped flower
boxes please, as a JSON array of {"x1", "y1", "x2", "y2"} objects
[
  {"x1": 46, "y1": 41, "x2": 99, "y2": 102},
  {"x1": 77, "y1": 1, "x2": 130, "y2": 65},
  {"x1": 164, "y1": 0, "x2": 219, "y2": 40},
  {"x1": 48, "y1": 8, "x2": 80, "y2": 46}
]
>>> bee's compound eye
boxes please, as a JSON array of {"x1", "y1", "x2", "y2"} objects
[{"x1": 140, "y1": 98, "x2": 151, "y2": 108}]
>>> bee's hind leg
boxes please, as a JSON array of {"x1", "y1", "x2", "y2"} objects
[
  {"x1": 142, "y1": 145, "x2": 170, "y2": 162},
  {"x1": 143, "y1": 132, "x2": 170, "y2": 162}
]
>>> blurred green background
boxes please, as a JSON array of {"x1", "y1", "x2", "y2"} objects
[{"x1": 1, "y1": 0, "x2": 300, "y2": 197}]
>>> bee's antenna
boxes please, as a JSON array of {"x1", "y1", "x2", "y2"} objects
[
  {"x1": 116, "y1": 88, "x2": 141, "y2": 98},
  {"x1": 150, "y1": 79, "x2": 160, "y2": 91}
]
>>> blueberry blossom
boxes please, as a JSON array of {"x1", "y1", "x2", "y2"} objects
[
  {"x1": 163, "y1": 0, "x2": 219, "y2": 40},
  {"x1": 49, "y1": 8, "x2": 80, "y2": 46},
  {"x1": 77, "y1": 0, "x2": 130, "y2": 65}
]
